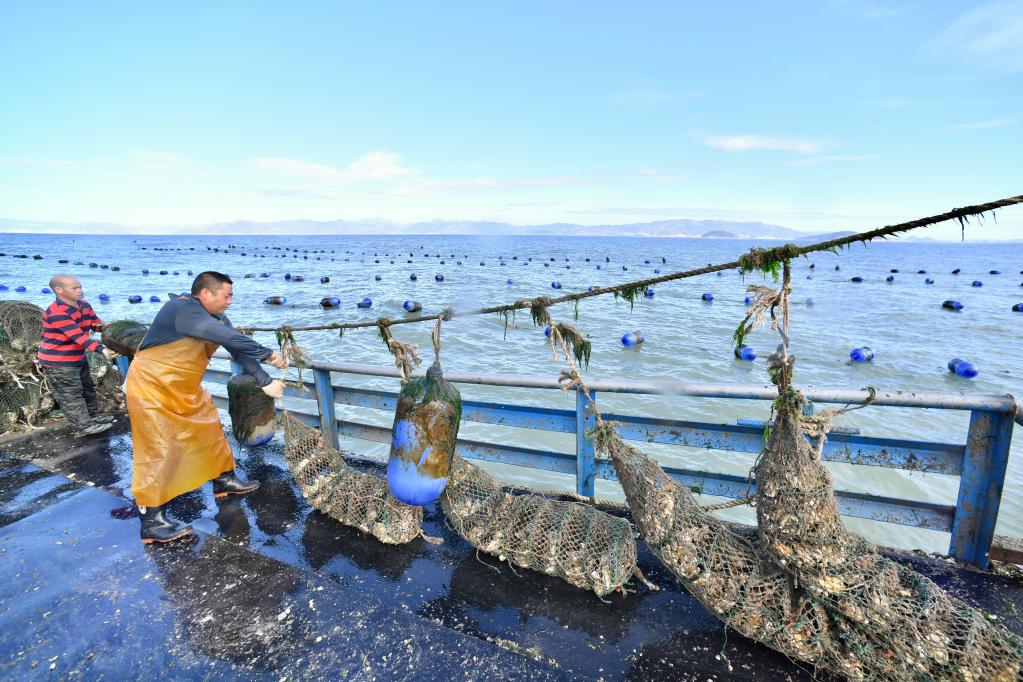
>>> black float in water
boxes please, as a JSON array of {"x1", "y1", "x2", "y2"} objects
[
  {"x1": 403, "y1": 300, "x2": 421, "y2": 313},
  {"x1": 320, "y1": 297, "x2": 340, "y2": 308},
  {"x1": 942, "y1": 300, "x2": 963, "y2": 310},
  {"x1": 264, "y1": 296, "x2": 286, "y2": 305},
  {"x1": 320, "y1": 276, "x2": 330, "y2": 283}
]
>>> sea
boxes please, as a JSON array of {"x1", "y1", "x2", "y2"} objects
[{"x1": 2, "y1": 232, "x2": 1022, "y2": 555}]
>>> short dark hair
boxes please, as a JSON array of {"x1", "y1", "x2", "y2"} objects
[{"x1": 191, "y1": 271, "x2": 233, "y2": 296}]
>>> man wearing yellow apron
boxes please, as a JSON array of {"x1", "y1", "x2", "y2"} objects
[{"x1": 126, "y1": 271, "x2": 287, "y2": 543}]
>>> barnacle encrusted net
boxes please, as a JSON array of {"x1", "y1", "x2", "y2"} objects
[
  {"x1": 440, "y1": 454, "x2": 642, "y2": 598},
  {"x1": 281, "y1": 411, "x2": 424, "y2": 545}
]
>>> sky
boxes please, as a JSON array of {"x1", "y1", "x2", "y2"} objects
[{"x1": 1, "y1": 1, "x2": 1021, "y2": 239}]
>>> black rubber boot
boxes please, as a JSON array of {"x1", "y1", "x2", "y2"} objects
[
  {"x1": 211, "y1": 469, "x2": 260, "y2": 498},
  {"x1": 139, "y1": 504, "x2": 194, "y2": 544}
]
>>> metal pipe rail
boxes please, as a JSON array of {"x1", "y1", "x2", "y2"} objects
[{"x1": 201, "y1": 352, "x2": 1019, "y2": 568}]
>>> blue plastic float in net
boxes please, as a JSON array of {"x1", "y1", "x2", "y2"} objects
[
  {"x1": 948, "y1": 358, "x2": 978, "y2": 378},
  {"x1": 621, "y1": 331, "x2": 644, "y2": 346},
  {"x1": 734, "y1": 345, "x2": 756, "y2": 361},
  {"x1": 850, "y1": 347, "x2": 874, "y2": 363}
]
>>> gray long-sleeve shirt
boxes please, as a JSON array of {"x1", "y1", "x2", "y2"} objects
[{"x1": 138, "y1": 294, "x2": 274, "y2": 386}]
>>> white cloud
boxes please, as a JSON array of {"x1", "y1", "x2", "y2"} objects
[
  {"x1": 931, "y1": 2, "x2": 1023, "y2": 72},
  {"x1": 131, "y1": 150, "x2": 192, "y2": 173},
  {"x1": 250, "y1": 150, "x2": 415, "y2": 185},
  {"x1": 943, "y1": 117, "x2": 1017, "y2": 131},
  {"x1": 787, "y1": 154, "x2": 880, "y2": 166},
  {"x1": 701, "y1": 134, "x2": 832, "y2": 154}
]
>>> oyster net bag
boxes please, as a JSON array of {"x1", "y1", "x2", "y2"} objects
[
  {"x1": 281, "y1": 411, "x2": 424, "y2": 545},
  {"x1": 755, "y1": 366, "x2": 1023, "y2": 681},
  {"x1": 440, "y1": 454, "x2": 642, "y2": 598},
  {"x1": 0, "y1": 302, "x2": 49, "y2": 426}
]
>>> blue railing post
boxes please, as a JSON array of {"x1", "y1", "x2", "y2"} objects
[
  {"x1": 576, "y1": 389, "x2": 597, "y2": 498},
  {"x1": 949, "y1": 410, "x2": 1015, "y2": 568},
  {"x1": 313, "y1": 368, "x2": 340, "y2": 450}
]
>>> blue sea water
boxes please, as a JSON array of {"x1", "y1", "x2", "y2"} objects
[{"x1": 2, "y1": 232, "x2": 1022, "y2": 554}]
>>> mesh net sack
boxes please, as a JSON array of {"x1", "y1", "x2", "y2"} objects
[
  {"x1": 281, "y1": 411, "x2": 425, "y2": 545},
  {"x1": 440, "y1": 454, "x2": 642, "y2": 598},
  {"x1": 754, "y1": 351, "x2": 1023, "y2": 681},
  {"x1": 227, "y1": 374, "x2": 276, "y2": 446},
  {"x1": 101, "y1": 319, "x2": 148, "y2": 358},
  {"x1": 0, "y1": 300, "x2": 44, "y2": 351},
  {"x1": 591, "y1": 421, "x2": 903, "y2": 679},
  {"x1": 0, "y1": 302, "x2": 49, "y2": 428}
]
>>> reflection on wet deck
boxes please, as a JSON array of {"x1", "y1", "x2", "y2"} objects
[{"x1": 3, "y1": 420, "x2": 1021, "y2": 680}]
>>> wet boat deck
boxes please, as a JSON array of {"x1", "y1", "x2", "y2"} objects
[{"x1": 2, "y1": 419, "x2": 1022, "y2": 680}]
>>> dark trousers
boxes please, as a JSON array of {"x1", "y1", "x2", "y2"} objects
[{"x1": 42, "y1": 362, "x2": 97, "y2": 430}]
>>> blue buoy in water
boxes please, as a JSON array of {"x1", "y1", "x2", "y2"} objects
[
  {"x1": 990, "y1": 270, "x2": 1001, "y2": 275},
  {"x1": 1012, "y1": 303, "x2": 1023, "y2": 312},
  {"x1": 701, "y1": 293, "x2": 714, "y2": 302},
  {"x1": 886, "y1": 275, "x2": 894, "y2": 282},
  {"x1": 851, "y1": 276, "x2": 863, "y2": 283},
  {"x1": 320, "y1": 276, "x2": 330, "y2": 283},
  {"x1": 972, "y1": 281, "x2": 983, "y2": 287},
  {"x1": 942, "y1": 300, "x2": 963, "y2": 310},
  {"x1": 948, "y1": 358, "x2": 978, "y2": 378},
  {"x1": 654, "y1": 269, "x2": 660, "y2": 274},
  {"x1": 285, "y1": 273, "x2": 292, "y2": 280},
  {"x1": 644, "y1": 288, "x2": 654, "y2": 297},
  {"x1": 149, "y1": 295, "x2": 160, "y2": 302},
  {"x1": 375, "y1": 275, "x2": 382, "y2": 281},
  {"x1": 544, "y1": 325, "x2": 551, "y2": 338},
  {"x1": 925, "y1": 278, "x2": 934, "y2": 284},
  {"x1": 320, "y1": 296, "x2": 340, "y2": 308},
  {"x1": 128, "y1": 295, "x2": 142, "y2": 303},
  {"x1": 403, "y1": 300, "x2": 421, "y2": 313},
  {"x1": 806, "y1": 275, "x2": 813, "y2": 279},
  {"x1": 734, "y1": 345, "x2": 756, "y2": 361},
  {"x1": 264, "y1": 296, "x2": 286, "y2": 305},
  {"x1": 98, "y1": 294, "x2": 110, "y2": 301},
  {"x1": 744, "y1": 296, "x2": 752, "y2": 305},
  {"x1": 142, "y1": 269, "x2": 149, "y2": 274},
  {"x1": 952, "y1": 268, "x2": 961, "y2": 274},
  {"x1": 435, "y1": 274, "x2": 444, "y2": 282},
  {"x1": 621, "y1": 331, "x2": 644, "y2": 347},
  {"x1": 41, "y1": 287, "x2": 52, "y2": 294},
  {"x1": 0, "y1": 285, "x2": 7, "y2": 291},
  {"x1": 410, "y1": 274, "x2": 418, "y2": 281},
  {"x1": 15, "y1": 286, "x2": 27, "y2": 293},
  {"x1": 357, "y1": 297, "x2": 373, "y2": 309},
  {"x1": 596, "y1": 265, "x2": 601, "y2": 270},
  {"x1": 506, "y1": 279, "x2": 513, "y2": 284},
  {"x1": 850, "y1": 347, "x2": 874, "y2": 363},
  {"x1": 551, "y1": 282, "x2": 561, "y2": 289}
]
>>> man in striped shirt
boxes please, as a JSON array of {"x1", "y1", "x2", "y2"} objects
[{"x1": 37, "y1": 274, "x2": 116, "y2": 437}]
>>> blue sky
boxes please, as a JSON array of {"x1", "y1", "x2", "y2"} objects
[{"x1": 1, "y1": 1, "x2": 1021, "y2": 238}]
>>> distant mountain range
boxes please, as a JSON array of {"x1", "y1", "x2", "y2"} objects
[{"x1": 0, "y1": 215, "x2": 854, "y2": 240}]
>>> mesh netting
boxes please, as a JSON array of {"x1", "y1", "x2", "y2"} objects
[
  {"x1": 281, "y1": 411, "x2": 425, "y2": 545},
  {"x1": 440, "y1": 454, "x2": 642, "y2": 598},
  {"x1": 101, "y1": 319, "x2": 148, "y2": 358},
  {"x1": 0, "y1": 300, "x2": 44, "y2": 351},
  {"x1": 754, "y1": 366, "x2": 1023, "y2": 680},
  {"x1": 1, "y1": 302, "x2": 50, "y2": 428},
  {"x1": 0, "y1": 301, "x2": 121, "y2": 431},
  {"x1": 227, "y1": 374, "x2": 276, "y2": 445}
]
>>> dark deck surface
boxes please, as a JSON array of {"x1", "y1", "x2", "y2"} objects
[{"x1": 2, "y1": 418, "x2": 1022, "y2": 680}]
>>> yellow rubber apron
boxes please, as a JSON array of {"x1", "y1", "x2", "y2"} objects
[{"x1": 126, "y1": 336, "x2": 235, "y2": 507}]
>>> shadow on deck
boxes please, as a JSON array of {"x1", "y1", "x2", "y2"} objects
[{"x1": 2, "y1": 418, "x2": 1021, "y2": 680}]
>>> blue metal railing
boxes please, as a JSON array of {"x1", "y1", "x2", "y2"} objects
[{"x1": 118, "y1": 353, "x2": 1020, "y2": 569}]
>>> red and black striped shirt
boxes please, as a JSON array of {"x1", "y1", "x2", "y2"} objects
[{"x1": 37, "y1": 299, "x2": 105, "y2": 365}]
